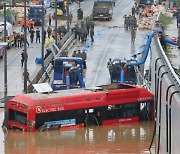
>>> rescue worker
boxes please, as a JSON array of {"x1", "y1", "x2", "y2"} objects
[
  {"x1": 128, "y1": 15, "x2": 133, "y2": 30},
  {"x1": 49, "y1": 12, "x2": 52, "y2": 26},
  {"x1": 20, "y1": 34, "x2": 24, "y2": 47},
  {"x1": 131, "y1": 16, "x2": 137, "y2": 30},
  {"x1": 29, "y1": 19, "x2": 34, "y2": 29},
  {"x1": 74, "y1": 24, "x2": 80, "y2": 39},
  {"x1": 90, "y1": 28, "x2": 94, "y2": 42},
  {"x1": 81, "y1": 50, "x2": 87, "y2": 69},
  {"x1": 69, "y1": 66, "x2": 77, "y2": 85},
  {"x1": 84, "y1": 28, "x2": 88, "y2": 42},
  {"x1": 21, "y1": 49, "x2": 28, "y2": 68},
  {"x1": 36, "y1": 28, "x2": 41, "y2": 43},
  {"x1": 81, "y1": 28, "x2": 85, "y2": 43},
  {"x1": 126, "y1": 15, "x2": 131, "y2": 30},
  {"x1": 72, "y1": 50, "x2": 77, "y2": 57},
  {"x1": 159, "y1": 32, "x2": 167, "y2": 51},
  {"x1": 77, "y1": 50, "x2": 82, "y2": 58},
  {"x1": 13, "y1": 32, "x2": 17, "y2": 47},
  {"x1": 89, "y1": 17, "x2": 94, "y2": 30},
  {"x1": 81, "y1": 20, "x2": 85, "y2": 29},
  {"x1": 16, "y1": 33, "x2": 21, "y2": 47},
  {"x1": 77, "y1": 8, "x2": 83, "y2": 20},
  {"x1": 29, "y1": 28, "x2": 35, "y2": 43},
  {"x1": 47, "y1": 26, "x2": 52, "y2": 38},
  {"x1": 69, "y1": 12, "x2": 73, "y2": 25},
  {"x1": 61, "y1": 26, "x2": 67, "y2": 36},
  {"x1": 23, "y1": 70, "x2": 31, "y2": 84},
  {"x1": 107, "y1": 58, "x2": 113, "y2": 78},
  {"x1": 123, "y1": 15, "x2": 128, "y2": 29},
  {"x1": 131, "y1": 28, "x2": 136, "y2": 44},
  {"x1": 85, "y1": 17, "x2": 91, "y2": 35},
  {"x1": 131, "y1": 6, "x2": 136, "y2": 16},
  {"x1": 77, "y1": 64, "x2": 83, "y2": 75}
]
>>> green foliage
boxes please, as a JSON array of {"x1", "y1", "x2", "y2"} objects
[
  {"x1": 173, "y1": 0, "x2": 180, "y2": 6},
  {"x1": 159, "y1": 14, "x2": 172, "y2": 28}
]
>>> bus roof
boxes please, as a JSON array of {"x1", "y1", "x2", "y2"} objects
[{"x1": 8, "y1": 83, "x2": 154, "y2": 109}]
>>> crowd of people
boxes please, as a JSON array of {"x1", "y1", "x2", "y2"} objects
[
  {"x1": 72, "y1": 49, "x2": 87, "y2": 69},
  {"x1": 73, "y1": 17, "x2": 95, "y2": 43}
]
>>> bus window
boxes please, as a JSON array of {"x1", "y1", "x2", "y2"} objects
[
  {"x1": 9, "y1": 109, "x2": 27, "y2": 125},
  {"x1": 106, "y1": 103, "x2": 140, "y2": 120}
]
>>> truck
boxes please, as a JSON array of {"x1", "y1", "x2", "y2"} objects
[
  {"x1": 108, "y1": 58, "x2": 137, "y2": 85},
  {"x1": 92, "y1": 0, "x2": 113, "y2": 21},
  {"x1": 0, "y1": 22, "x2": 14, "y2": 58},
  {"x1": 28, "y1": 5, "x2": 46, "y2": 26},
  {"x1": 52, "y1": 57, "x2": 85, "y2": 90}
]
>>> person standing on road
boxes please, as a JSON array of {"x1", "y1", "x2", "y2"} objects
[
  {"x1": 16, "y1": 33, "x2": 21, "y2": 48},
  {"x1": 49, "y1": 12, "x2": 52, "y2": 26},
  {"x1": 13, "y1": 32, "x2": 17, "y2": 47},
  {"x1": 21, "y1": 49, "x2": 28, "y2": 68},
  {"x1": 69, "y1": 12, "x2": 73, "y2": 25},
  {"x1": 107, "y1": 58, "x2": 113, "y2": 79},
  {"x1": 29, "y1": 28, "x2": 35, "y2": 43},
  {"x1": 131, "y1": 28, "x2": 136, "y2": 44},
  {"x1": 90, "y1": 28, "x2": 94, "y2": 42},
  {"x1": 77, "y1": 50, "x2": 82, "y2": 58},
  {"x1": 81, "y1": 50, "x2": 87, "y2": 69},
  {"x1": 72, "y1": 50, "x2": 77, "y2": 57},
  {"x1": 74, "y1": 24, "x2": 79, "y2": 39},
  {"x1": 36, "y1": 28, "x2": 41, "y2": 43},
  {"x1": 132, "y1": 6, "x2": 136, "y2": 16},
  {"x1": 123, "y1": 15, "x2": 128, "y2": 29},
  {"x1": 47, "y1": 26, "x2": 52, "y2": 38},
  {"x1": 159, "y1": 32, "x2": 167, "y2": 51}
]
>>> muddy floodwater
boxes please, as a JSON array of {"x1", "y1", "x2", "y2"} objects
[{"x1": 0, "y1": 110, "x2": 155, "y2": 154}]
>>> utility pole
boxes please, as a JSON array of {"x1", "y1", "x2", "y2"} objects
[
  {"x1": 55, "y1": 0, "x2": 58, "y2": 45},
  {"x1": 67, "y1": 0, "x2": 70, "y2": 31},
  {"x1": 3, "y1": 2, "x2": 8, "y2": 128},
  {"x1": 41, "y1": 0, "x2": 45, "y2": 73},
  {"x1": 23, "y1": 0, "x2": 28, "y2": 93}
]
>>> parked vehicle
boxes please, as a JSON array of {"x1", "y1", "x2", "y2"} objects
[
  {"x1": 92, "y1": 0, "x2": 113, "y2": 21},
  {"x1": 52, "y1": 57, "x2": 85, "y2": 90},
  {"x1": 28, "y1": 5, "x2": 46, "y2": 26},
  {"x1": 0, "y1": 22, "x2": 14, "y2": 58},
  {"x1": 108, "y1": 58, "x2": 137, "y2": 85},
  {"x1": 7, "y1": 83, "x2": 154, "y2": 131}
]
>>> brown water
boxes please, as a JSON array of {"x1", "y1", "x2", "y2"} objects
[{"x1": 3, "y1": 120, "x2": 155, "y2": 154}]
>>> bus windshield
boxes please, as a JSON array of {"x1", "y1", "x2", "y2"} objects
[{"x1": 9, "y1": 109, "x2": 27, "y2": 125}]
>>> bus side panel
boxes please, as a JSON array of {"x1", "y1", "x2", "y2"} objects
[{"x1": 102, "y1": 117, "x2": 139, "y2": 125}]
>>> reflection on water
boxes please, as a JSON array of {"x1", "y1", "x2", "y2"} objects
[{"x1": 4, "y1": 121, "x2": 155, "y2": 154}]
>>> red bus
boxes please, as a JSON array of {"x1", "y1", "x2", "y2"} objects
[{"x1": 7, "y1": 83, "x2": 154, "y2": 132}]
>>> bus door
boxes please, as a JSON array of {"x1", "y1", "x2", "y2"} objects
[
  {"x1": 139, "y1": 101, "x2": 154, "y2": 121},
  {"x1": 84, "y1": 109, "x2": 96, "y2": 127},
  {"x1": 84, "y1": 108, "x2": 104, "y2": 126}
]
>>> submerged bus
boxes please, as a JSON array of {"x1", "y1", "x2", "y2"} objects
[{"x1": 7, "y1": 83, "x2": 154, "y2": 132}]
